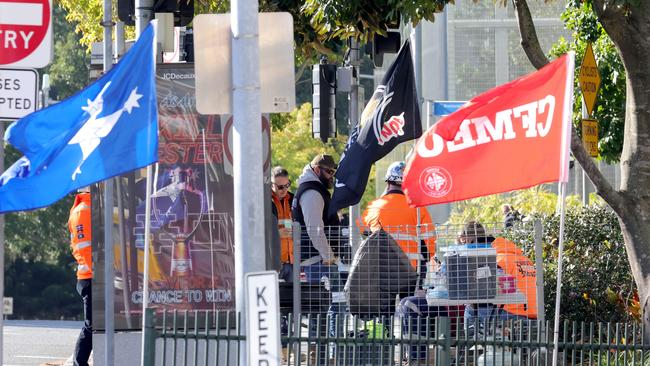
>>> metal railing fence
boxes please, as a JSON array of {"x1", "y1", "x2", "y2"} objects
[{"x1": 143, "y1": 309, "x2": 650, "y2": 366}]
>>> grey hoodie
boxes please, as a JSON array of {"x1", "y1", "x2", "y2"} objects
[{"x1": 296, "y1": 164, "x2": 335, "y2": 262}]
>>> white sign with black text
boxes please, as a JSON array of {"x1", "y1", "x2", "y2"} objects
[
  {"x1": 0, "y1": 68, "x2": 38, "y2": 120},
  {"x1": 246, "y1": 271, "x2": 281, "y2": 366}
]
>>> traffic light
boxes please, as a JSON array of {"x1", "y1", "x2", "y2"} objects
[
  {"x1": 371, "y1": 31, "x2": 401, "y2": 67},
  {"x1": 312, "y1": 61, "x2": 337, "y2": 143},
  {"x1": 117, "y1": 0, "x2": 194, "y2": 27}
]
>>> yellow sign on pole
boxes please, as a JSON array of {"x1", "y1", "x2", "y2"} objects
[
  {"x1": 582, "y1": 118, "x2": 599, "y2": 157},
  {"x1": 579, "y1": 43, "x2": 601, "y2": 117}
]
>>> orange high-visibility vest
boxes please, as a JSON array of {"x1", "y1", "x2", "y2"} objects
[
  {"x1": 271, "y1": 191, "x2": 294, "y2": 264},
  {"x1": 361, "y1": 191, "x2": 436, "y2": 269},
  {"x1": 69, "y1": 193, "x2": 93, "y2": 280},
  {"x1": 493, "y1": 237, "x2": 537, "y2": 319}
]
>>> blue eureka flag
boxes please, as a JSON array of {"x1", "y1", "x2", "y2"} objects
[{"x1": 0, "y1": 23, "x2": 159, "y2": 213}]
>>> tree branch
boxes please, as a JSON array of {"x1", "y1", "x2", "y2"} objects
[
  {"x1": 571, "y1": 127, "x2": 624, "y2": 211},
  {"x1": 511, "y1": 0, "x2": 549, "y2": 70}
]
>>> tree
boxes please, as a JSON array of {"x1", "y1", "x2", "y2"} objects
[{"x1": 508, "y1": 0, "x2": 650, "y2": 334}]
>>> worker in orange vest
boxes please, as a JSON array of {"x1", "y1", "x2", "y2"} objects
[
  {"x1": 270, "y1": 166, "x2": 295, "y2": 282},
  {"x1": 68, "y1": 189, "x2": 92, "y2": 366},
  {"x1": 361, "y1": 161, "x2": 437, "y2": 275},
  {"x1": 492, "y1": 237, "x2": 537, "y2": 319}
]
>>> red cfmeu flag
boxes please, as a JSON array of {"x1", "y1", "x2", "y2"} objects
[{"x1": 403, "y1": 53, "x2": 575, "y2": 207}]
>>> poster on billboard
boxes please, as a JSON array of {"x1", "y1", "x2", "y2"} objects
[{"x1": 94, "y1": 63, "x2": 246, "y2": 329}]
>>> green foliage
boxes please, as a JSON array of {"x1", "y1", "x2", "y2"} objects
[
  {"x1": 301, "y1": 0, "x2": 448, "y2": 43},
  {"x1": 506, "y1": 205, "x2": 637, "y2": 323},
  {"x1": 449, "y1": 189, "x2": 635, "y2": 322},
  {"x1": 271, "y1": 103, "x2": 377, "y2": 208},
  {"x1": 447, "y1": 187, "x2": 582, "y2": 225},
  {"x1": 549, "y1": 1, "x2": 625, "y2": 163},
  {"x1": 5, "y1": 258, "x2": 79, "y2": 319},
  {"x1": 45, "y1": 5, "x2": 90, "y2": 100}
]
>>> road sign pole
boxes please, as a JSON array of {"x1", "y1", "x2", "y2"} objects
[
  {"x1": 581, "y1": 101, "x2": 588, "y2": 206},
  {"x1": 101, "y1": 0, "x2": 115, "y2": 364},
  {"x1": 0, "y1": 120, "x2": 5, "y2": 366},
  {"x1": 231, "y1": 0, "x2": 265, "y2": 364}
]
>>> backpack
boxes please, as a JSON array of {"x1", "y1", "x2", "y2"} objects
[{"x1": 345, "y1": 229, "x2": 418, "y2": 318}]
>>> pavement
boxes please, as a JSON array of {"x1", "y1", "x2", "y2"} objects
[{"x1": 38, "y1": 354, "x2": 93, "y2": 366}]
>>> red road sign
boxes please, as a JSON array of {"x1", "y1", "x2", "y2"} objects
[{"x1": 0, "y1": 0, "x2": 52, "y2": 68}]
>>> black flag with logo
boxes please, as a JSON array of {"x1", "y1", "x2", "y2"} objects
[{"x1": 329, "y1": 40, "x2": 422, "y2": 216}]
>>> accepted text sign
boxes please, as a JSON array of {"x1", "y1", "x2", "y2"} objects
[
  {"x1": 0, "y1": 0, "x2": 53, "y2": 68},
  {"x1": 245, "y1": 271, "x2": 281, "y2": 366},
  {"x1": 0, "y1": 68, "x2": 38, "y2": 120}
]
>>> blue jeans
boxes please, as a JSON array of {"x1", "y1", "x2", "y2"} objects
[
  {"x1": 303, "y1": 263, "x2": 344, "y2": 363},
  {"x1": 464, "y1": 304, "x2": 531, "y2": 338},
  {"x1": 397, "y1": 295, "x2": 447, "y2": 361},
  {"x1": 279, "y1": 262, "x2": 294, "y2": 283},
  {"x1": 303, "y1": 264, "x2": 344, "y2": 337}
]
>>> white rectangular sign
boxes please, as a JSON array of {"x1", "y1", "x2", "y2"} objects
[
  {"x1": 245, "y1": 271, "x2": 281, "y2": 366},
  {"x1": 0, "y1": 68, "x2": 38, "y2": 120},
  {"x1": 194, "y1": 12, "x2": 296, "y2": 114},
  {"x1": 3, "y1": 297, "x2": 13, "y2": 315}
]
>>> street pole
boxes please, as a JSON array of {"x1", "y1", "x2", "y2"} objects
[
  {"x1": 0, "y1": 120, "x2": 5, "y2": 366},
  {"x1": 232, "y1": 0, "x2": 264, "y2": 363},
  {"x1": 348, "y1": 38, "x2": 361, "y2": 255},
  {"x1": 135, "y1": 1, "x2": 154, "y2": 365},
  {"x1": 101, "y1": 0, "x2": 114, "y2": 364},
  {"x1": 581, "y1": 100, "x2": 589, "y2": 206}
]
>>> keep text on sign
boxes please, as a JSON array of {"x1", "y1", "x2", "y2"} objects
[{"x1": 246, "y1": 271, "x2": 281, "y2": 366}]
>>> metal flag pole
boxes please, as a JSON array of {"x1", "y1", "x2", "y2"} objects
[
  {"x1": 411, "y1": 24, "x2": 424, "y2": 288},
  {"x1": 348, "y1": 38, "x2": 361, "y2": 255},
  {"x1": 101, "y1": 0, "x2": 115, "y2": 363},
  {"x1": 552, "y1": 181, "x2": 568, "y2": 366},
  {"x1": 231, "y1": 0, "x2": 265, "y2": 364},
  {"x1": 136, "y1": 1, "x2": 154, "y2": 365}
]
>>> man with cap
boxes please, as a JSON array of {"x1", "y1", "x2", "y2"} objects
[
  {"x1": 292, "y1": 153, "x2": 342, "y2": 364},
  {"x1": 361, "y1": 161, "x2": 437, "y2": 274}
]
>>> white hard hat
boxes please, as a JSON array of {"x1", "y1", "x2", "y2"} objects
[{"x1": 384, "y1": 161, "x2": 405, "y2": 184}]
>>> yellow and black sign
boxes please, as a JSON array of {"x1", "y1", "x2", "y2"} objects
[
  {"x1": 579, "y1": 43, "x2": 601, "y2": 117},
  {"x1": 582, "y1": 118, "x2": 599, "y2": 157}
]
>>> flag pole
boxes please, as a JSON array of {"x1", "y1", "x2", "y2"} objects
[
  {"x1": 552, "y1": 181, "x2": 568, "y2": 366},
  {"x1": 101, "y1": 0, "x2": 115, "y2": 363},
  {"x1": 412, "y1": 25, "x2": 424, "y2": 289},
  {"x1": 347, "y1": 38, "x2": 361, "y2": 255},
  {"x1": 136, "y1": 1, "x2": 154, "y2": 365}
]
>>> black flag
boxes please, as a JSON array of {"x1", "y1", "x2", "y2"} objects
[{"x1": 329, "y1": 40, "x2": 421, "y2": 216}]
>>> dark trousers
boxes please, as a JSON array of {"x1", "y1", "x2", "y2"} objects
[{"x1": 74, "y1": 279, "x2": 92, "y2": 366}]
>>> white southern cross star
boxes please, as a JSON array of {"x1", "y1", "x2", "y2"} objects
[{"x1": 68, "y1": 84, "x2": 144, "y2": 180}]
